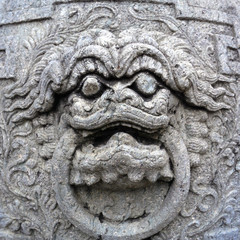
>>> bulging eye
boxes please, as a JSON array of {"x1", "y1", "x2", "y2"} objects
[
  {"x1": 81, "y1": 75, "x2": 102, "y2": 97},
  {"x1": 134, "y1": 72, "x2": 158, "y2": 96}
]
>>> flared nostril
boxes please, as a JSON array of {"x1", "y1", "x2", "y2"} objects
[
  {"x1": 115, "y1": 88, "x2": 139, "y2": 104},
  {"x1": 104, "y1": 90, "x2": 116, "y2": 102}
]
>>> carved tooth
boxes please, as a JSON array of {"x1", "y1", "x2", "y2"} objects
[
  {"x1": 101, "y1": 126, "x2": 108, "y2": 131},
  {"x1": 81, "y1": 130, "x2": 93, "y2": 138},
  {"x1": 111, "y1": 132, "x2": 135, "y2": 146},
  {"x1": 74, "y1": 150, "x2": 83, "y2": 162},
  {"x1": 83, "y1": 173, "x2": 100, "y2": 186},
  {"x1": 134, "y1": 125, "x2": 141, "y2": 131},
  {"x1": 121, "y1": 122, "x2": 141, "y2": 131},
  {"x1": 116, "y1": 164, "x2": 129, "y2": 175},
  {"x1": 101, "y1": 171, "x2": 118, "y2": 184},
  {"x1": 121, "y1": 122, "x2": 132, "y2": 128},
  {"x1": 101, "y1": 122, "x2": 121, "y2": 131},
  {"x1": 128, "y1": 169, "x2": 145, "y2": 182},
  {"x1": 146, "y1": 171, "x2": 160, "y2": 183},
  {"x1": 159, "y1": 165, "x2": 174, "y2": 182},
  {"x1": 70, "y1": 170, "x2": 84, "y2": 185},
  {"x1": 81, "y1": 144, "x2": 94, "y2": 154}
]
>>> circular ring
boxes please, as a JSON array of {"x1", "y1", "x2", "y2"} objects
[{"x1": 52, "y1": 127, "x2": 190, "y2": 239}]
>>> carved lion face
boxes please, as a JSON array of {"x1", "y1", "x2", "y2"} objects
[{"x1": 3, "y1": 28, "x2": 234, "y2": 239}]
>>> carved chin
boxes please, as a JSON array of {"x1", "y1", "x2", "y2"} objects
[{"x1": 51, "y1": 125, "x2": 190, "y2": 239}]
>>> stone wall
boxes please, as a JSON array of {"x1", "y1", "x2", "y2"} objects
[{"x1": 0, "y1": 1, "x2": 240, "y2": 239}]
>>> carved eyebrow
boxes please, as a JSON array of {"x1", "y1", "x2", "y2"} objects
[
  {"x1": 125, "y1": 55, "x2": 166, "y2": 80},
  {"x1": 64, "y1": 58, "x2": 110, "y2": 94},
  {"x1": 65, "y1": 45, "x2": 114, "y2": 77},
  {"x1": 118, "y1": 43, "x2": 170, "y2": 74},
  {"x1": 117, "y1": 43, "x2": 176, "y2": 90}
]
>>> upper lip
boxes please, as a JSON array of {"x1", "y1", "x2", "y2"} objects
[{"x1": 65, "y1": 103, "x2": 169, "y2": 131}]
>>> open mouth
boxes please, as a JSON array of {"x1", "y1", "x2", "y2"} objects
[
  {"x1": 80, "y1": 123, "x2": 161, "y2": 145},
  {"x1": 52, "y1": 124, "x2": 190, "y2": 238},
  {"x1": 69, "y1": 124, "x2": 174, "y2": 189}
]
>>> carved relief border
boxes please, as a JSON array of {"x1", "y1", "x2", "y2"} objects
[
  {"x1": 53, "y1": 0, "x2": 240, "y2": 75},
  {"x1": 0, "y1": 1, "x2": 239, "y2": 239},
  {"x1": 174, "y1": 0, "x2": 240, "y2": 75},
  {"x1": 0, "y1": 37, "x2": 16, "y2": 79}
]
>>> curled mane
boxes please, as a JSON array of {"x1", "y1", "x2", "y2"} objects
[{"x1": 3, "y1": 28, "x2": 234, "y2": 125}]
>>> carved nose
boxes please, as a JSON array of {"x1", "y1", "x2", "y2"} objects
[
  {"x1": 114, "y1": 88, "x2": 139, "y2": 104},
  {"x1": 105, "y1": 88, "x2": 140, "y2": 106}
]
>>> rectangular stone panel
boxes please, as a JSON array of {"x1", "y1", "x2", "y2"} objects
[{"x1": 0, "y1": 0, "x2": 53, "y2": 26}]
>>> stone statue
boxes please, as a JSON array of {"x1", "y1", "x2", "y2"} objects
[{"x1": 0, "y1": 1, "x2": 239, "y2": 239}]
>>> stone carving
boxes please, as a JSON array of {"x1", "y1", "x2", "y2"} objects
[{"x1": 0, "y1": 2, "x2": 240, "y2": 240}]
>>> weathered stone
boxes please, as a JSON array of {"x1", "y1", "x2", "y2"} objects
[{"x1": 0, "y1": 1, "x2": 240, "y2": 239}]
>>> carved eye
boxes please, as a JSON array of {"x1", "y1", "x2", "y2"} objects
[
  {"x1": 81, "y1": 76, "x2": 102, "y2": 97},
  {"x1": 134, "y1": 72, "x2": 158, "y2": 96}
]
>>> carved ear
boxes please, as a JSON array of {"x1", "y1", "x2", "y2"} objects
[
  {"x1": 45, "y1": 60, "x2": 64, "y2": 93},
  {"x1": 31, "y1": 60, "x2": 63, "y2": 112}
]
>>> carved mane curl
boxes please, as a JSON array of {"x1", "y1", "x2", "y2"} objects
[{"x1": 3, "y1": 28, "x2": 233, "y2": 125}]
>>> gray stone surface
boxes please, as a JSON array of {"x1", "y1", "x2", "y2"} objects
[{"x1": 0, "y1": 0, "x2": 240, "y2": 239}]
